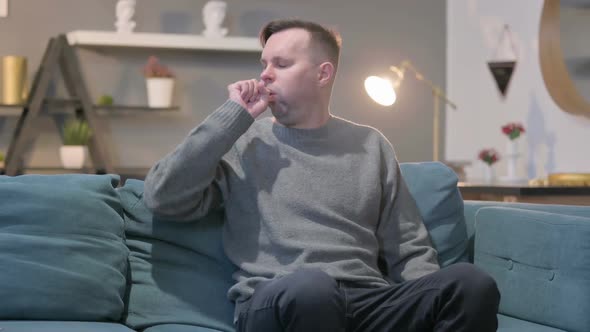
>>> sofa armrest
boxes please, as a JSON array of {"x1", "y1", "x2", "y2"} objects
[{"x1": 474, "y1": 207, "x2": 590, "y2": 332}]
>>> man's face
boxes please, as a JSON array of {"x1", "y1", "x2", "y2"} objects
[{"x1": 259, "y1": 28, "x2": 320, "y2": 126}]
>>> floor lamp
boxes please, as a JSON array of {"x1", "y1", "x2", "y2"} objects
[{"x1": 364, "y1": 60, "x2": 457, "y2": 161}]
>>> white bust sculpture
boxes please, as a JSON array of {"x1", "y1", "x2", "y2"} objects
[
  {"x1": 115, "y1": 0, "x2": 137, "y2": 33},
  {"x1": 202, "y1": 0, "x2": 228, "y2": 38}
]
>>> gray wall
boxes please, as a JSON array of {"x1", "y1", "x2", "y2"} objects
[{"x1": 0, "y1": 0, "x2": 446, "y2": 169}]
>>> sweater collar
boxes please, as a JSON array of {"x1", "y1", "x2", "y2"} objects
[{"x1": 271, "y1": 115, "x2": 338, "y2": 142}]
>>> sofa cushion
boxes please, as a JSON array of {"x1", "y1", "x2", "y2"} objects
[
  {"x1": 0, "y1": 174, "x2": 128, "y2": 322},
  {"x1": 498, "y1": 315, "x2": 568, "y2": 332},
  {"x1": 400, "y1": 162, "x2": 469, "y2": 266},
  {"x1": 0, "y1": 321, "x2": 135, "y2": 332},
  {"x1": 118, "y1": 180, "x2": 236, "y2": 332},
  {"x1": 143, "y1": 324, "x2": 225, "y2": 332},
  {"x1": 475, "y1": 207, "x2": 590, "y2": 332}
]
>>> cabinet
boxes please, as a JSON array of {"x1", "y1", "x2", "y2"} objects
[{"x1": 1, "y1": 31, "x2": 261, "y2": 176}]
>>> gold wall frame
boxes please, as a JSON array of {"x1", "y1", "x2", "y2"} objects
[{"x1": 539, "y1": 0, "x2": 590, "y2": 118}]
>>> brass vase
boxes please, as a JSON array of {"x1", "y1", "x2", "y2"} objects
[{"x1": 2, "y1": 55, "x2": 27, "y2": 105}]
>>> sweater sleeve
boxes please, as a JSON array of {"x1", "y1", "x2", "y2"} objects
[
  {"x1": 376, "y1": 139, "x2": 440, "y2": 282},
  {"x1": 143, "y1": 100, "x2": 254, "y2": 221}
]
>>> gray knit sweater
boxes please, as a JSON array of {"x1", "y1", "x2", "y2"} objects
[{"x1": 143, "y1": 100, "x2": 439, "y2": 304}]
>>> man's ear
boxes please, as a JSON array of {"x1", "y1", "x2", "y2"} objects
[{"x1": 317, "y1": 62, "x2": 335, "y2": 87}]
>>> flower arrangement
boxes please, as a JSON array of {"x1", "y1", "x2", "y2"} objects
[
  {"x1": 478, "y1": 148, "x2": 500, "y2": 166},
  {"x1": 142, "y1": 56, "x2": 174, "y2": 78},
  {"x1": 501, "y1": 122, "x2": 525, "y2": 140}
]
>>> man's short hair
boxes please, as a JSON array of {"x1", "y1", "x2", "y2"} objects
[{"x1": 259, "y1": 19, "x2": 342, "y2": 69}]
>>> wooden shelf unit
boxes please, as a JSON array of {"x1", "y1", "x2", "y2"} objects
[{"x1": 2, "y1": 31, "x2": 261, "y2": 176}]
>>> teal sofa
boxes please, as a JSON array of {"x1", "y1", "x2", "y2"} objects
[{"x1": 0, "y1": 162, "x2": 588, "y2": 332}]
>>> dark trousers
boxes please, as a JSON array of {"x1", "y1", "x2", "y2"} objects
[{"x1": 236, "y1": 263, "x2": 500, "y2": 332}]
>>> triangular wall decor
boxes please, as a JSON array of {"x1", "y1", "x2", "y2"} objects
[{"x1": 487, "y1": 61, "x2": 516, "y2": 98}]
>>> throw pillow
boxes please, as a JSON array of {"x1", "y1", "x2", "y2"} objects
[
  {"x1": 0, "y1": 174, "x2": 128, "y2": 321},
  {"x1": 400, "y1": 162, "x2": 469, "y2": 266}
]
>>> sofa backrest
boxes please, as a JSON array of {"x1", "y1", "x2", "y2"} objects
[
  {"x1": 474, "y1": 207, "x2": 590, "y2": 332},
  {"x1": 118, "y1": 179, "x2": 236, "y2": 332},
  {"x1": 464, "y1": 200, "x2": 590, "y2": 262}
]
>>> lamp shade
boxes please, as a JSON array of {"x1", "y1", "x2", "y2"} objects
[{"x1": 364, "y1": 76, "x2": 396, "y2": 106}]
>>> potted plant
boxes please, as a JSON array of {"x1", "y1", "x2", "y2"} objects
[
  {"x1": 60, "y1": 119, "x2": 92, "y2": 169},
  {"x1": 501, "y1": 122, "x2": 526, "y2": 181},
  {"x1": 478, "y1": 148, "x2": 500, "y2": 183},
  {"x1": 501, "y1": 122, "x2": 525, "y2": 140},
  {"x1": 142, "y1": 56, "x2": 175, "y2": 108}
]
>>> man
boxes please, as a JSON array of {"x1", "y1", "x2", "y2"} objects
[{"x1": 144, "y1": 19, "x2": 500, "y2": 332}]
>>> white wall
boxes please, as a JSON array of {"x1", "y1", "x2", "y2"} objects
[{"x1": 446, "y1": 0, "x2": 590, "y2": 181}]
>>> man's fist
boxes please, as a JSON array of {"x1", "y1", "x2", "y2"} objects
[{"x1": 228, "y1": 79, "x2": 270, "y2": 118}]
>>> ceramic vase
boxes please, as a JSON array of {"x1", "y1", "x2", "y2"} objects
[
  {"x1": 483, "y1": 164, "x2": 495, "y2": 183},
  {"x1": 504, "y1": 139, "x2": 522, "y2": 182}
]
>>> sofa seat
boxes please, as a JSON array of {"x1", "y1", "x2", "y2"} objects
[
  {"x1": 0, "y1": 321, "x2": 135, "y2": 332},
  {"x1": 498, "y1": 315, "x2": 567, "y2": 332}
]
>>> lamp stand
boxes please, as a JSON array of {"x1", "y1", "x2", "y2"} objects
[
  {"x1": 392, "y1": 62, "x2": 457, "y2": 161},
  {"x1": 433, "y1": 88, "x2": 441, "y2": 161}
]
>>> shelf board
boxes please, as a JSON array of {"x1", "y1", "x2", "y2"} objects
[
  {"x1": 67, "y1": 30, "x2": 262, "y2": 52},
  {"x1": 94, "y1": 105, "x2": 180, "y2": 115},
  {"x1": 0, "y1": 104, "x2": 23, "y2": 116},
  {"x1": 0, "y1": 99, "x2": 179, "y2": 116}
]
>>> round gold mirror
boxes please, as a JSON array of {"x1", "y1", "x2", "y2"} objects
[{"x1": 539, "y1": 0, "x2": 590, "y2": 117}]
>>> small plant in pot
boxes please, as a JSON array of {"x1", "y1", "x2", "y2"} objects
[
  {"x1": 142, "y1": 56, "x2": 175, "y2": 108},
  {"x1": 60, "y1": 119, "x2": 92, "y2": 169}
]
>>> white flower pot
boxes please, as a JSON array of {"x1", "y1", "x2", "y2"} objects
[
  {"x1": 146, "y1": 78, "x2": 174, "y2": 108},
  {"x1": 60, "y1": 145, "x2": 87, "y2": 169}
]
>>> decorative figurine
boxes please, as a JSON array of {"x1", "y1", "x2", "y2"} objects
[{"x1": 202, "y1": 0, "x2": 228, "y2": 38}]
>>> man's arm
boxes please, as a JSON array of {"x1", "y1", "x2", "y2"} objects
[
  {"x1": 376, "y1": 139, "x2": 440, "y2": 282},
  {"x1": 143, "y1": 79, "x2": 270, "y2": 221}
]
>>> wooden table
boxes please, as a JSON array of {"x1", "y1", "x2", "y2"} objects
[{"x1": 458, "y1": 181, "x2": 590, "y2": 205}]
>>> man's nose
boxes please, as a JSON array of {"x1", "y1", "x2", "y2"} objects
[{"x1": 260, "y1": 67, "x2": 274, "y2": 83}]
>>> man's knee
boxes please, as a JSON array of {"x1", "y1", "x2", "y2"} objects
[
  {"x1": 254, "y1": 268, "x2": 341, "y2": 308},
  {"x1": 444, "y1": 263, "x2": 500, "y2": 307},
  {"x1": 246, "y1": 268, "x2": 345, "y2": 331},
  {"x1": 279, "y1": 268, "x2": 342, "y2": 308}
]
